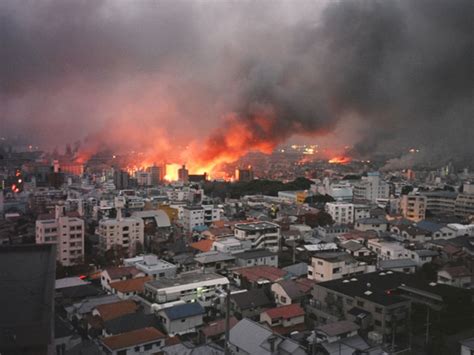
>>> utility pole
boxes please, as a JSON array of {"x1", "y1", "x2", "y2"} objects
[
  {"x1": 425, "y1": 306, "x2": 430, "y2": 345},
  {"x1": 224, "y1": 284, "x2": 231, "y2": 355}
]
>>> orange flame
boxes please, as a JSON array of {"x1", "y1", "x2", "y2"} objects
[{"x1": 328, "y1": 156, "x2": 351, "y2": 164}]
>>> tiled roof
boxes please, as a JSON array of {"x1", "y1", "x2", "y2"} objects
[
  {"x1": 104, "y1": 266, "x2": 142, "y2": 280},
  {"x1": 162, "y1": 302, "x2": 205, "y2": 321},
  {"x1": 263, "y1": 304, "x2": 304, "y2": 320},
  {"x1": 101, "y1": 327, "x2": 165, "y2": 350},
  {"x1": 95, "y1": 300, "x2": 138, "y2": 321},
  {"x1": 233, "y1": 265, "x2": 287, "y2": 283},
  {"x1": 110, "y1": 276, "x2": 152, "y2": 293},
  {"x1": 316, "y1": 320, "x2": 359, "y2": 337},
  {"x1": 190, "y1": 239, "x2": 214, "y2": 252},
  {"x1": 201, "y1": 317, "x2": 239, "y2": 337}
]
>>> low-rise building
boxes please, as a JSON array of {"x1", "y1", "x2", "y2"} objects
[
  {"x1": 260, "y1": 304, "x2": 305, "y2": 329},
  {"x1": 308, "y1": 252, "x2": 375, "y2": 282},
  {"x1": 123, "y1": 254, "x2": 177, "y2": 280},
  {"x1": 367, "y1": 239, "x2": 409, "y2": 260},
  {"x1": 100, "y1": 266, "x2": 145, "y2": 292},
  {"x1": 354, "y1": 218, "x2": 388, "y2": 233},
  {"x1": 231, "y1": 288, "x2": 273, "y2": 320},
  {"x1": 144, "y1": 272, "x2": 229, "y2": 307},
  {"x1": 437, "y1": 266, "x2": 473, "y2": 289},
  {"x1": 109, "y1": 276, "x2": 152, "y2": 300},
  {"x1": 233, "y1": 249, "x2": 278, "y2": 267},
  {"x1": 100, "y1": 327, "x2": 165, "y2": 355},
  {"x1": 271, "y1": 279, "x2": 314, "y2": 306},
  {"x1": 194, "y1": 251, "x2": 235, "y2": 272},
  {"x1": 234, "y1": 222, "x2": 281, "y2": 252},
  {"x1": 229, "y1": 318, "x2": 306, "y2": 355},
  {"x1": 158, "y1": 302, "x2": 205, "y2": 336},
  {"x1": 378, "y1": 259, "x2": 417, "y2": 274}
]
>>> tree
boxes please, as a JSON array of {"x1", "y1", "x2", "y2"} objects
[
  {"x1": 303, "y1": 211, "x2": 334, "y2": 228},
  {"x1": 401, "y1": 185, "x2": 414, "y2": 195}
]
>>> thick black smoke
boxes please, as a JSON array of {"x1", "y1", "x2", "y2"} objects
[{"x1": 1, "y1": 0, "x2": 472, "y2": 168}]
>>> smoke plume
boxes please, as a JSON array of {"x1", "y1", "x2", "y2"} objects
[{"x1": 1, "y1": 0, "x2": 473, "y2": 171}]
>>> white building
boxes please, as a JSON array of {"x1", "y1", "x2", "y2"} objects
[
  {"x1": 308, "y1": 252, "x2": 375, "y2": 282},
  {"x1": 353, "y1": 172, "x2": 390, "y2": 203},
  {"x1": 35, "y1": 204, "x2": 84, "y2": 266},
  {"x1": 182, "y1": 206, "x2": 205, "y2": 232},
  {"x1": 234, "y1": 221, "x2": 281, "y2": 252},
  {"x1": 98, "y1": 208, "x2": 144, "y2": 256},
  {"x1": 124, "y1": 254, "x2": 177, "y2": 279},
  {"x1": 367, "y1": 239, "x2": 409, "y2": 261},
  {"x1": 211, "y1": 237, "x2": 252, "y2": 254},
  {"x1": 143, "y1": 272, "x2": 229, "y2": 307},
  {"x1": 326, "y1": 202, "x2": 354, "y2": 225},
  {"x1": 400, "y1": 194, "x2": 426, "y2": 222}
]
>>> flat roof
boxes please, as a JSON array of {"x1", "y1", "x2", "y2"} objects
[
  {"x1": 234, "y1": 221, "x2": 280, "y2": 231},
  {"x1": 146, "y1": 272, "x2": 228, "y2": 290}
]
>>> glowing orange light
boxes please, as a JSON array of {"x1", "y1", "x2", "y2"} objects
[{"x1": 328, "y1": 156, "x2": 352, "y2": 164}]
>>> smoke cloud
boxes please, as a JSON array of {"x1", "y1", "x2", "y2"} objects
[{"x1": 1, "y1": 0, "x2": 472, "y2": 170}]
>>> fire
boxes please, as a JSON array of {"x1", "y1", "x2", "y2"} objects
[
  {"x1": 328, "y1": 156, "x2": 351, "y2": 164},
  {"x1": 164, "y1": 163, "x2": 181, "y2": 181}
]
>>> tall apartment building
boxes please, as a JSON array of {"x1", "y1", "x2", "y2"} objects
[
  {"x1": 178, "y1": 165, "x2": 189, "y2": 183},
  {"x1": 113, "y1": 169, "x2": 130, "y2": 190},
  {"x1": 35, "y1": 204, "x2": 84, "y2": 266},
  {"x1": 234, "y1": 222, "x2": 281, "y2": 252},
  {"x1": 400, "y1": 194, "x2": 427, "y2": 222},
  {"x1": 98, "y1": 208, "x2": 144, "y2": 256},
  {"x1": 182, "y1": 206, "x2": 205, "y2": 232},
  {"x1": 353, "y1": 172, "x2": 389, "y2": 203},
  {"x1": 455, "y1": 183, "x2": 474, "y2": 218}
]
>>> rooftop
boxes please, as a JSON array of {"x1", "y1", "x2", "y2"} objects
[
  {"x1": 146, "y1": 272, "x2": 228, "y2": 290},
  {"x1": 109, "y1": 276, "x2": 152, "y2": 294},
  {"x1": 190, "y1": 239, "x2": 214, "y2": 252},
  {"x1": 194, "y1": 251, "x2": 235, "y2": 264},
  {"x1": 233, "y1": 248, "x2": 276, "y2": 259},
  {"x1": 263, "y1": 304, "x2": 305, "y2": 320},
  {"x1": 104, "y1": 266, "x2": 143, "y2": 280},
  {"x1": 234, "y1": 221, "x2": 280, "y2": 231},
  {"x1": 101, "y1": 327, "x2": 165, "y2": 350},
  {"x1": 95, "y1": 300, "x2": 138, "y2": 321},
  {"x1": 379, "y1": 258, "x2": 417, "y2": 269},
  {"x1": 161, "y1": 302, "x2": 205, "y2": 320},
  {"x1": 231, "y1": 288, "x2": 272, "y2": 310},
  {"x1": 201, "y1": 317, "x2": 239, "y2": 338},
  {"x1": 232, "y1": 265, "x2": 287, "y2": 283},
  {"x1": 316, "y1": 320, "x2": 359, "y2": 337}
]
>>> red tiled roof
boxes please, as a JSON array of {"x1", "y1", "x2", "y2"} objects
[
  {"x1": 101, "y1": 327, "x2": 165, "y2": 350},
  {"x1": 104, "y1": 266, "x2": 142, "y2": 280},
  {"x1": 201, "y1": 317, "x2": 238, "y2": 338},
  {"x1": 190, "y1": 239, "x2": 214, "y2": 252},
  {"x1": 263, "y1": 304, "x2": 305, "y2": 320},
  {"x1": 233, "y1": 265, "x2": 287, "y2": 283},
  {"x1": 95, "y1": 300, "x2": 138, "y2": 321},
  {"x1": 272, "y1": 323, "x2": 308, "y2": 335},
  {"x1": 110, "y1": 276, "x2": 152, "y2": 293}
]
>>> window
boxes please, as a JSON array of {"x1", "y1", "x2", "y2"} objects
[
  {"x1": 346, "y1": 298, "x2": 353, "y2": 305},
  {"x1": 357, "y1": 300, "x2": 364, "y2": 307},
  {"x1": 181, "y1": 319, "x2": 186, "y2": 322},
  {"x1": 144, "y1": 344, "x2": 152, "y2": 350},
  {"x1": 375, "y1": 307, "x2": 382, "y2": 313},
  {"x1": 281, "y1": 296, "x2": 287, "y2": 303},
  {"x1": 134, "y1": 346, "x2": 140, "y2": 351}
]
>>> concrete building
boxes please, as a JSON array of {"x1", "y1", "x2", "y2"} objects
[
  {"x1": 367, "y1": 239, "x2": 409, "y2": 261},
  {"x1": 182, "y1": 206, "x2": 205, "y2": 232},
  {"x1": 437, "y1": 266, "x2": 473, "y2": 289},
  {"x1": 235, "y1": 166, "x2": 254, "y2": 182},
  {"x1": 144, "y1": 272, "x2": 229, "y2": 307},
  {"x1": 124, "y1": 254, "x2": 177, "y2": 280},
  {"x1": 421, "y1": 190, "x2": 457, "y2": 215},
  {"x1": 35, "y1": 204, "x2": 85, "y2": 266},
  {"x1": 98, "y1": 208, "x2": 144, "y2": 256},
  {"x1": 308, "y1": 252, "x2": 375, "y2": 282},
  {"x1": 400, "y1": 194, "x2": 426, "y2": 222},
  {"x1": 455, "y1": 183, "x2": 474, "y2": 218},
  {"x1": 234, "y1": 222, "x2": 281, "y2": 252},
  {"x1": 326, "y1": 202, "x2": 354, "y2": 225},
  {"x1": 233, "y1": 249, "x2": 278, "y2": 267},
  {"x1": 211, "y1": 237, "x2": 252, "y2": 254},
  {"x1": 113, "y1": 169, "x2": 130, "y2": 190},
  {"x1": 353, "y1": 172, "x2": 390, "y2": 203},
  {"x1": 178, "y1": 165, "x2": 189, "y2": 183},
  {"x1": 354, "y1": 218, "x2": 388, "y2": 233}
]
